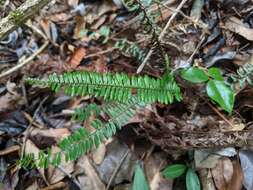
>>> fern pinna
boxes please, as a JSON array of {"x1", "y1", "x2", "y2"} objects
[
  {"x1": 19, "y1": 98, "x2": 142, "y2": 168},
  {"x1": 26, "y1": 71, "x2": 182, "y2": 104}
]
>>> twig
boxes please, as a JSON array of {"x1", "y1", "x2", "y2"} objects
[
  {"x1": 0, "y1": 41, "x2": 49, "y2": 79},
  {"x1": 137, "y1": 0, "x2": 188, "y2": 73},
  {"x1": 106, "y1": 149, "x2": 130, "y2": 190},
  {"x1": 0, "y1": 0, "x2": 50, "y2": 40},
  {"x1": 207, "y1": 102, "x2": 235, "y2": 129}
]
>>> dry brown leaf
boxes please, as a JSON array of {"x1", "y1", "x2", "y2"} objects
[
  {"x1": 144, "y1": 152, "x2": 172, "y2": 190},
  {"x1": 225, "y1": 17, "x2": 253, "y2": 41},
  {"x1": 68, "y1": 47, "x2": 86, "y2": 68},
  {"x1": 40, "y1": 181, "x2": 66, "y2": 190},
  {"x1": 24, "y1": 140, "x2": 48, "y2": 184},
  {"x1": 30, "y1": 128, "x2": 70, "y2": 142},
  {"x1": 0, "y1": 92, "x2": 23, "y2": 113},
  {"x1": 199, "y1": 169, "x2": 216, "y2": 190},
  {"x1": 227, "y1": 160, "x2": 243, "y2": 190},
  {"x1": 68, "y1": 0, "x2": 79, "y2": 7},
  {"x1": 46, "y1": 146, "x2": 74, "y2": 184},
  {"x1": 92, "y1": 143, "x2": 106, "y2": 165},
  {"x1": 211, "y1": 158, "x2": 234, "y2": 190},
  {"x1": 76, "y1": 156, "x2": 105, "y2": 190}
]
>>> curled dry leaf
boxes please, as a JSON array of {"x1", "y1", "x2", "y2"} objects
[
  {"x1": 225, "y1": 17, "x2": 253, "y2": 41},
  {"x1": 211, "y1": 158, "x2": 233, "y2": 190},
  {"x1": 227, "y1": 160, "x2": 243, "y2": 190}
]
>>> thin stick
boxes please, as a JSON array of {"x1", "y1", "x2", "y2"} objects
[
  {"x1": 0, "y1": 41, "x2": 49, "y2": 79},
  {"x1": 137, "y1": 0, "x2": 188, "y2": 73},
  {"x1": 106, "y1": 149, "x2": 130, "y2": 190},
  {"x1": 207, "y1": 102, "x2": 235, "y2": 129}
]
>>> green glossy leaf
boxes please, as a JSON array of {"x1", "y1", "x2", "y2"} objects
[
  {"x1": 162, "y1": 164, "x2": 187, "y2": 179},
  {"x1": 206, "y1": 80, "x2": 235, "y2": 113},
  {"x1": 186, "y1": 168, "x2": 200, "y2": 190},
  {"x1": 208, "y1": 68, "x2": 224, "y2": 81},
  {"x1": 181, "y1": 67, "x2": 209, "y2": 83},
  {"x1": 132, "y1": 164, "x2": 149, "y2": 190}
]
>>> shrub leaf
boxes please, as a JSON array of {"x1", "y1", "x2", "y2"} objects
[
  {"x1": 206, "y1": 80, "x2": 235, "y2": 113},
  {"x1": 181, "y1": 67, "x2": 209, "y2": 83},
  {"x1": 162, "y1": 164, "x2": 187, "y2": 179},
  {"x1": 132, "y1": 164, "x2": 149, "y2": 190},
  {"x1": 186, "y1": 168, "x2": 200, "y2": 190}
]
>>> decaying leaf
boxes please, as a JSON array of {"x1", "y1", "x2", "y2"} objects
[
  {"x1": 76, "y1": 156, "x2": 105, "y2": 190},
  {"x1": 239, "y1": 150, "x2": 253, "y2": 190},
  {"x1": 227, "y1": 160, "x2": 243, "y2": 190},
  {"x1": 68, "y1": 47, "x2": 86, "y2": 68},
  {"x1": 46, "y1": 146, "x2": 74, "y2": 184},
  {"x1": 225, "y1": 17, "x2": 253, "y2": 41},
  {"x1": 211, "y1": 158, "x2": 234, "y2": 190}
]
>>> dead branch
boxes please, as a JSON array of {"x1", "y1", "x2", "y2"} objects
[{"x1": 0, "y1": 0, "x2": 50, "y2": 40}]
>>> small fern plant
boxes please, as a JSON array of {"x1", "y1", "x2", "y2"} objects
[
  {"x1": 230, "y1": 63, "x2": 253, "y2": 89},
  {"x1": 20, "y1": 71, "x2": 181, "y2": 168}
]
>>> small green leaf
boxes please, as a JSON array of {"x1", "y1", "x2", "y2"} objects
[
  {"x1": 132, "y1": 164, "x2": 149, "y2": 190},
  {"x1": 181, "y1": 67, "x2": 209, "y2": 83},
  {"x1": 186, "y1": 168, "x2": 200, "y2": 190},
  {"x1": 208, "y1": 68, "x2": 224, "y2": 81},
  {"x1": 162, "y1": 164, "x2": 187, "y2": 179},
  {"x1": 206, "y1": 80, "x2": 235, "y2": 113}
]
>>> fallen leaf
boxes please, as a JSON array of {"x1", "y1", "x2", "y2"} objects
[
  {"x1": 77, "y1": 156, "x2": 105, "y2": 190},
  {"x1": 24, "y1": 140, "x2": 47, "y2": 184},
  {"x1": 227, "y1": 160, "x2": 243, "y2": 190},
  {"x1": 92, "y1": 143, "x2": 106, "y2": 165},
  {"x1": 68, "y1": 47, "x2": 86, "y2": 68},
  {"x1": 30, "y1": 128, "x2": 70, "y2": 142},
  {"x1": 195, "y1": 150, "x2": 221, "y2": 169},
  {"x1": 225, "y1": 17, "x2": 253, "y2": 41},
  {"x1": 211, "y1": 158, "x2": 233, "y2": 190},
  {"x1": 144, "y1": 152, "x2": 172, "y2": 190},
  {"x1": 199, "y1": 169, "x2": 216, "y2": 190},
  {"x1": 239, "y1": 150, "x2": 253, "y2": 190},
  {"x1": 46, "y1": 146, "x2": 74, "y2": 184}
]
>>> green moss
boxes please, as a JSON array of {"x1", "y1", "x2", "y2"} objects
[{"x1": 9, "y1": 9, "x2": 25, "y2": 25}]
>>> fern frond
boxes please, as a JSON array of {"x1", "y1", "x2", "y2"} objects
[
  {"x1": 72, "y1": 103, "x2": 100, "y2": 122},
  {"x1": 26, "y1": 71, "x2": 182, "y2": 104},
  {"x1": 19, "y1": 98, "x2": 143, "y2": 168},
  {"x1": 114, "y1": 38, "x2": 146, "y2": 61},
  {"x1": 230, "y1": 63, "x2": 253, "y2": 88}
]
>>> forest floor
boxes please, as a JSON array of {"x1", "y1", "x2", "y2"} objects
[{"x1": 0, "y1": 0, "x2": 253, "y2": 189}]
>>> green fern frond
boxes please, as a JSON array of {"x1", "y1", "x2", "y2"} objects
[
  {"x1": 26, "y1": 71, "x2": 182, "y2": 104},
  {"x1": 19, "y1": 98, "x2": 142, "y2": 168},
  {"x1": 72, "y1": 103, "x2": 100, "y2": 122}
]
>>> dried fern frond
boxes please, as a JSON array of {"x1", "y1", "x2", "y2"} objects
[{"x1": 26, "y1": 71, "x2": 182, "y2": 104}]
